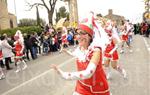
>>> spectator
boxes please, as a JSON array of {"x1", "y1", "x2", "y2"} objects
[{"x1": 1, "y1": 35, "x2": 14, "y2": 70}]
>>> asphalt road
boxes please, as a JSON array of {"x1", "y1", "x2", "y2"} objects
[{"x1": 0, "y1": 35, "x2": 150, "y2": 95}]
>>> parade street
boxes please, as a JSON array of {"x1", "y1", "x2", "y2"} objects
[{"x1": 0, "y1": 35, "x2": 150, "y2": 95}]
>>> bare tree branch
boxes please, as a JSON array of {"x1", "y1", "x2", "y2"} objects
[
  {"x1": 53, "y1": 0, "x2": 57, "y2": 9},
  {"x1": 41, "y1": 0, "x2": 50, "y2": 11},
  {"x1": 25, "y1": 0, "x2": 59, "y2": 25},
  {"x1": 49, "y1": 0, "x2": 57, "y2": 11},
  {"x1": 49, "y1": 0, "x2": 52, "y2": 10},
  {"x1": 25, "y1": 1, "x2": 44, "y2": 11}
]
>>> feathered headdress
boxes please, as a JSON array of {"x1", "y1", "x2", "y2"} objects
[
  {"x1": 14, "y1": 30, "x2": 24, "y2": 42},
  {"x1": 79, "y1": 12, "x2": 109, "y2": 51}
]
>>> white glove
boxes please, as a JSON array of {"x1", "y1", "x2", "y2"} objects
[
  {"x1": 56, "y1": 62, "x2": 97, "y2": 80},
  {"x1": 109, "y1": 44, "x2": 118, "y2": 55}
]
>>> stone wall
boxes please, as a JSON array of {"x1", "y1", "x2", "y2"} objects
[
  {"x1": 0, "y1": 0, "x2": 10, "y2": 30},
  {"x1": 9, "y1": 13, "x2": 17, "y2": 28},
  {"x1": 0, "y1": 0, "x2": 17, "y2": 30},
  {"x1": 105, "y1": 9, "x2": 125, "y2": 26},
  {"x1": 64, "y1": 0, "x2": 78, "y2": 27}
]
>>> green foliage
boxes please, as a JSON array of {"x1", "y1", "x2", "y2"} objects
[
  {"x1": 59, "y1": 6, "x2": 67, "y2": 17},
  {"x1": 18, "y1": 18, "x2": 46, "y2": 27},
  {"x1": 18, "y1": 19, "x2": 37, "y2": 27},
  {"x1": 56, "y1": 6, "x2": 69, "y2": 23},
  {"x1": 39, "y1": 18, "x2": 46, "y2": 26},
  {"x1": 0, "y1": 26, "x2": 41, "y2": 36}
]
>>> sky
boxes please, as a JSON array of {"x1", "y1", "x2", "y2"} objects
[{"x1": 7, "y1": 0, "x2": 145, "y2": 24}]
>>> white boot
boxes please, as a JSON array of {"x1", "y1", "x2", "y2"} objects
[
  {"x1": 22, "y1": 65, "x2": 27, "y2": 70},
  {"x1": 117, "y1": 66, "x2": 127, "y2": 79},
  {"x1": 106, "y1": 72, "x2": 111, "y2": 80},
  {"x1": 105, "y1": 66, "x2": 111, "y2": 80},
  {"x1": 1, "y1": 73, "x2": 5, "y2": 79},
  {"x1": 0, "y1": 67, "x2": 5, "y2": 79},
  {"x1": 15, "y1": 66, "x2": 21, "y2": 73},
  {"x1": 22, "y1": 60, "x2": 27, "y2": 70},
  {"x1": 120, "y1": 49, "x2": 124, "y2": 54},
  {"x1": 15, "y1": 61, "x2": 21, "y2": 73},
  {"x1": 0, "y1": 74, "x2": 3, "y2": 80},
  {"x1": 129, "y1": 49, "x2": 133, "y2": 53},
  {"x1": 0, "y1": 72, "x2": 5, "y2": 80},
  {"x1": 122, "y1": 69, "x2": 127, "y2": 79}
]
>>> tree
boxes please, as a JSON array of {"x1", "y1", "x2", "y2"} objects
[
  {"x1": 26, "y1": 0, "x2": 58, "y2": 25},
  {"x1": 36, "y1": 6, "x2": 40, "y2": 26},
  {"x1": 18, "y1": 19, "x2": 37, "y2": 27},
  {"x1": 18, "y1": 18, "x2": 46, "y2": 27},
  {"x1": 56, "y1": 6, "x2": 69, "y2": 23}
]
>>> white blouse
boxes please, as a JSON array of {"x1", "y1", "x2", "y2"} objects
[{"x1": 1, "y1": 39, "x2": 14, "y2": 58}]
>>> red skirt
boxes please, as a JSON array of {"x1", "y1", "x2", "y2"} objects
[
  {"x1": 75, "y1": 81, "x2": 110, "y2": 95},
  {"x1": 62, "y1": 39, "x2": 68, "y2": 44},
  {"x1": 104, "y1": 50, "x2": 119, "y2": 61},
  {"x1": 15, "y1": 51, "x2": 23, "y2": 58},
  {"x1": 122, "y1": 35, "x2": 128, "y2": 41}
]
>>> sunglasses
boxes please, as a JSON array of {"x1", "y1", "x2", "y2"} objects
[{"x1": 77, "y1": 31, "x2": 87, "y2": 35}]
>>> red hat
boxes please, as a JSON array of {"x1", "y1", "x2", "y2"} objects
[{"x1": 79, "y1": 16, "x2": 94, "y2": 37}]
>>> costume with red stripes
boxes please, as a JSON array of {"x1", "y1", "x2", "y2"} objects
[
  {"x1": 121, "y1": 30, "x2": 128, "y2": 41},
  {"x1": 14, "y1": 41, "x2": 24, "y2": 59},
  {"x1": 62, "y1": 33, "x2": 68, "y2": 44},
  {"x1": 75, "y1": 47, "x2": 110, "y2": 95},
  {"x1": 104, "y1": 39, "x2": 119, "y2": 61},
  {"x1": 104, "y1": 29, "x2": 119, "y2": 61}
]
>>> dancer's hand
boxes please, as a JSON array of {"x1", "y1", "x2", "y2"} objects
[
  {"x1": 109, "y1": 51, "x2": 113, "y2": 55},
  {"x1": 50, "y1": 64, "x2": 60, "y2": 74},
  {"x1": 63, "y1": 49, "x2": 74, "y2": 56},
  {"x1": 20, "y1": 50, "x2": 23, "y2": 54},
  {"x1": 62, "y1": 48, "x2": 67, "y2": 53}
]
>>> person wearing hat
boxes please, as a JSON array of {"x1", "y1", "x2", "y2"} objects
[
  {"x1": 59, "y1": 26, "x2": 70, "y2": 53},
  {"x1": 120, "y1": 20, "x2": 133, "y2": 53},
  {"x1": 14, "y1": 30, "x2": 27, "y2": 73},
  {"x1": 103, "y1": 20, "x2": 127, "y2": 80},
  {"x1": 51, "y1": 14, "x2": 110, "y2": 95}
]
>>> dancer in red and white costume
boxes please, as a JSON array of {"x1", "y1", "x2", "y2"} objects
[
  {"x1": 104, "y1": 20, "x2": 127, "y2": 79},
  {"x1": 120, "y1": 20, "x2": 133, "y2": 53},
  {"x1": 51, "y1": 13, "x2": 110, "y2": 95},
  {"x1": 14, "y1": 30, "x2": 27, "y2": 73},
  {"x1": 59, "y1": 27, "x2": 69, "y2": 52}
]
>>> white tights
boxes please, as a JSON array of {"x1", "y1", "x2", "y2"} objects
[{"x1": 72, "y1": 92, "x2": 82, "y2": 95}]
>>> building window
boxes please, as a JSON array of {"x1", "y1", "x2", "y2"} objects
[{"x1": 10, "y1": 19, "x2": 13, "y2": 28}]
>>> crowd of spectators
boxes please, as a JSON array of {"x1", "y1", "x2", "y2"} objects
[{"x1": 0, "y1": 24, "x2": 79, "y2": 79}]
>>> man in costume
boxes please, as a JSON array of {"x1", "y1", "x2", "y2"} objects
[{"x1": 103, "y1": 20, "x2": 127, "y2": 79}]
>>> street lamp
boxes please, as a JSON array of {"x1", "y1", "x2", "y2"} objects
[
  {"x1": 14, "y1": 0, "x2": 17, "y2": 15},
  {"x1": 143, "y1": 0, "x2": 150, "y2": 23},
  {"x1": 14, "y1": 0, "x2": 18, "y2": 23}
]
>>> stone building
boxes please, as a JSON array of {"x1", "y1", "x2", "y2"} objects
[
  {"x1": 0, "y1": 0, "x2": 17, "y2": 30},
  {"x1": 105, "y1": 9, "x2": 125, "y2": 26},
  {"x1": 62, "y1": 0, "x2": 78, "y2": 27}
]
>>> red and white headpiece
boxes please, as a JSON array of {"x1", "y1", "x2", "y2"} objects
[
  {"x1": 79, "y1": 12, "x2": 109, "y2": 51},
  {"x1": 14, "y1": 30, "x2": 23, "y2": 41},
  {"x1": 104, "y1": 20, "x2": 114, "y2": 37},
  {"x1": 78, "y1": 11, "x2": 98, "y2": 37}
]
